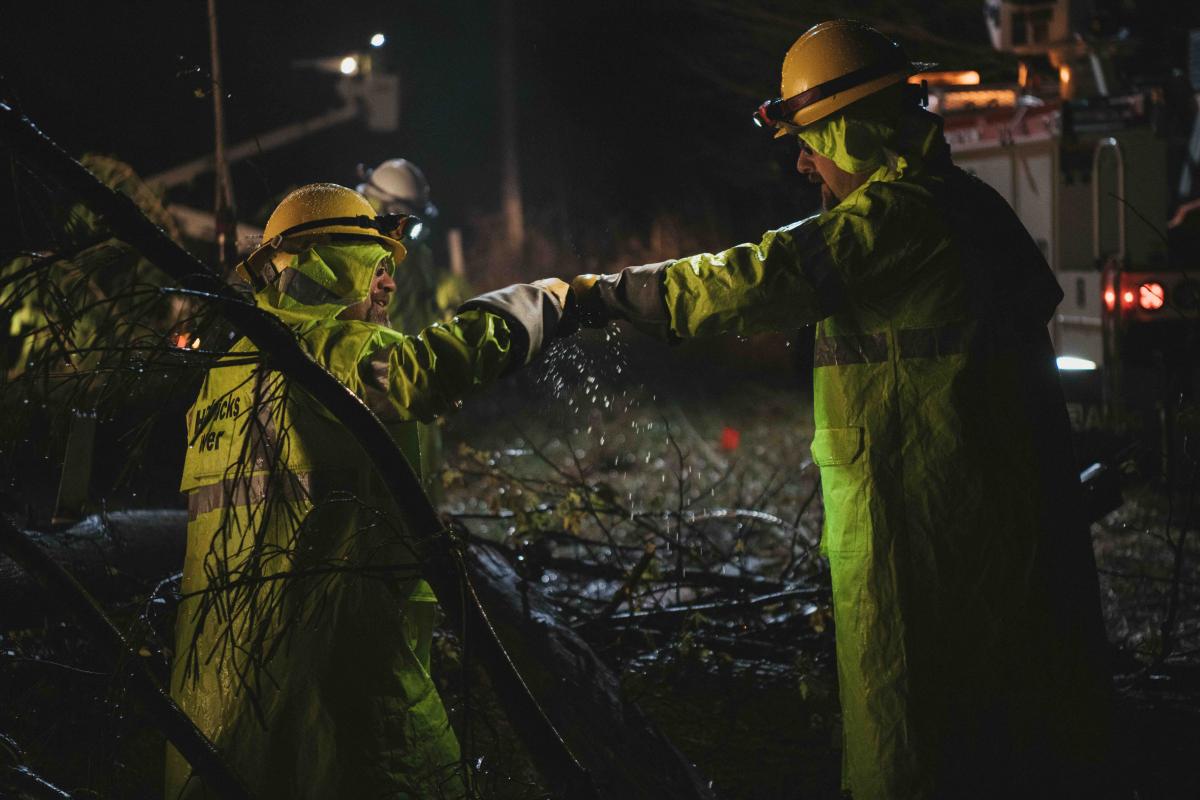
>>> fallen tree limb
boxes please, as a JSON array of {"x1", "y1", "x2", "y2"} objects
[
  {"x1": 467, "y1": 541, "x2": 718, "y2": 800},
  {"x1": 536, "y1": 554, "x2": 792, "y2": 594},
  {"x1": 598, "y1": 544, "x2": 657, "y2": 620},
  {"x1": 590, "y1": 588, "x2": 827, "y2": 629},
  {"x1": 0, "y1": 510, "x2": 186, "y2": 627},
  {"x1": 0, "y1": 513, "x2": 252, "y2": 799}
]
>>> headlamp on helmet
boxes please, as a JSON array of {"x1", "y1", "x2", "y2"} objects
[
  {"x1": 235, "y1": 183, "x2": 417, "y2": 291},
  {"x1": 752, "y1": 20, "x2": 934, "y2": 135}
]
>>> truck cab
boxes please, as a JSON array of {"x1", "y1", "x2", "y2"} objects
[{"x1": 928, "y1": 1, "x2": 1199, "y2": 457}]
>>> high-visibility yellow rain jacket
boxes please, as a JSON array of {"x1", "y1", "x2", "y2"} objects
[
  {"x1": 601, "y1": 107, "x2": 1112, "y2": 798},
  {"x1": 167, "y1": 241, "x2": 562, "y2": 799}
]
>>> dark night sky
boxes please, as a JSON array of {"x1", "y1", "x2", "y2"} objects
[{"x1": 2, "y1": 0, "x2": 1197, "y2": 273}]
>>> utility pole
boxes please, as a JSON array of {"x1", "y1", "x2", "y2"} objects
[
  {"x1": 207, "y1": 0, "x2": 238, "y2": 273},
  {"x1": 498, "y1": 0, "x2": 525, "y2": 252}
]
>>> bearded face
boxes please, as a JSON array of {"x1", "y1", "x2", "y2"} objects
[
  {"x1": 796, "y1": 138, "x2": 870, "y2": 210},
  {"x1": 338, "y1": 264, "x2": 396, "y2": 324}
]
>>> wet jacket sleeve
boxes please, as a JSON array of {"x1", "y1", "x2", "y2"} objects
[
  {"x1": 297, "y1": 309, "x2": 517, "y2": 425},
  {"x1": 371, "y1": 309, "x2": 517, "y2": 423},
  {"x1": 457, "y1": 282, "x2": 565, "y2": 367},
  {"x1": 660, "y1": 215, "x2": 855, "y2": 338},
  {"x1": 605, "y1": 196, "x2": 917, "y2": 340}
]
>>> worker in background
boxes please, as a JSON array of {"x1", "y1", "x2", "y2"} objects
[
  {"x1": 357, "y1": 158, "x2": 471, "y2": 329},
  {"x1": 166, "y1": 183, "x2": 570, "y2": 799},
  {"x1": 357, "y1": 158, "x2": 471, "y2": 496},
  {"x1": 571, "y1": 20, "x2": 1113, "y2": 799}
]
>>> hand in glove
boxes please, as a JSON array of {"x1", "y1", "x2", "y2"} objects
[
  {"x1": 531, "y1": 277, "x2": 578, "y2": 336},
  {"x1": 531, "y1": 277, "x2": 570, "y2": 312},
  {"x1": 570, "y1": 274, "x2": 607, "y2": 328}
]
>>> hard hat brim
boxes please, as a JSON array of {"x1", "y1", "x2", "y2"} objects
[
  {"x1": 770, "y1": 60, "x2": 939, "y2": 138},
  {"x1": 241, "y1": 227, "x2": 407, "y2": 281},
  {"x1": 772, "y1": 69, "x2": 915, "y2": 138}
]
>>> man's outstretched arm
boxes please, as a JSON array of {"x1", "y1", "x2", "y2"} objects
[
  {"x1": 572, "y1": 208, "x2": 887, "y2": 339},
  {"x1": 353, "y1": 280, "x2": 570, "y2": 423}
]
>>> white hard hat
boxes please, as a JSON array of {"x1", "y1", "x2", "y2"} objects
[{"x1": 356, "y1": 158, "x2": 438, "y2": 220}]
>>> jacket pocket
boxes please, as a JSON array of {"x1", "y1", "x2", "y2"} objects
[{"x1": 811, "y1": 427, "x2": 869, "y2": 555}]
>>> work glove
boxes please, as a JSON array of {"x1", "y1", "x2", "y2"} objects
[
  {"x1": 531, "y1": 277, "x2": 578, "y2": 337},
  {"x1": 569, "y1": 264, "x2": 672, "y2": 337},
  {"x1": 570, "y1": 274, "x2": 607, "y2": 328}
]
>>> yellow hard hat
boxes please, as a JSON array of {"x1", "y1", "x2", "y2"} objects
[
  {"x1": 238, "y1": 183, "x2": 410, "y2": 287},
  {"x1": 752, "y1": 20, "x2": 931, "y2": 137}
]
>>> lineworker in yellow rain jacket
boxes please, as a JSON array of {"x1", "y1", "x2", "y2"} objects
[
  {"x1": 166, "y1": 183, "x2": 569, "y2": 799},
  {"x1": 572, "y1": 20, "x2": 1114, "y2": 800}
]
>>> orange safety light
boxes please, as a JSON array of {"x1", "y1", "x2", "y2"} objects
[
  {"x1": 1137, "y1": 282, "x2": 1165, "y2": 311},
  {"x1": 174, "y1": 332, "x2": 190, "y2": 349},
  {"x1": 1103, "y1": 287, "x2": 1116, "y2": 311},
  {"x1": 941, "y1": 89, "x2": 1017, "y2": 111},
  {"x1": 910, "y1": 70, "x2": 980, "y2": 87},
  {"x1": 719, "y1": 426, "x2": 741, "y2": 452}
]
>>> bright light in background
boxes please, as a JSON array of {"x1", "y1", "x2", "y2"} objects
[
  {"x1": 1057, "y1": 356, "x2": 1097, "y2": 371},
  {"x1": 909, "y1": 70, "x2": 980, "y2": 86},
  {"x1": 370, "y1": 33, "x2": 386, "y2": 47},
  {"x1": 941, "y1": 89, "x2": 1017, "y2": 111},
  {"x1": 339, "y1": 55, "x2": 359, "y2": 75},
  {"x1": 1059, "y1": 65, "x2": 1071, "y2": 84},
  {"x1": 1138, "y1": 282, "x2": 1165, "y2": 311}
]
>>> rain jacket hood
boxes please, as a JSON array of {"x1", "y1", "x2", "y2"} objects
[
  {"x1": 800, "y1": 88, "x2": 952, "y2": 184},
  {"x1": 255, "y1": 241, "x2": 391, "y2": 322}
]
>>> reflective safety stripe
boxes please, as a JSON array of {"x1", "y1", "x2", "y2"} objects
[
  {"x1": 813, "y1": 323, "x2": 972, "y2": 367},
  {"x1": 813, "y1": 332, "x2": 888, "y2": 366},
  {"x1": 187, "y1": 471, "x2": 316, "y2": 520}
]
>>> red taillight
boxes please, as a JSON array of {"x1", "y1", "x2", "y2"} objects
[
  {"x1": 1121, "y1": 290, "x2": 1135, "y2": 308},
  {"x1": 1137, "y1": 282, "x2": 1165, "y2": 311},
  {"x1": 1103, "y1": 287, "x2": 1116, "y2": 311}
]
